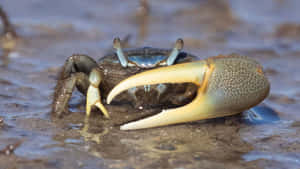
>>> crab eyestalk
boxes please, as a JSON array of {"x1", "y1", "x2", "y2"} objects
[
  {"x1": 107, "y1": 55, "x2": 270, "y2": 130},
  {"x1": 113, "y1": 37, "x2": 128, "y2": 67},
  {"x1": 166, "y1": 38, "x2": 184, "y2": 65}
]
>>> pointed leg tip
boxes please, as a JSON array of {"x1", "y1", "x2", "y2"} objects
[
  {"x1": 86, "y1": 104, "x2": 92, "y2": 117},
  {"x1": 102, "y1": 110, "x2": 110, "y2": 119},
  {"x1": 103, "y1": 113, "x2": 110, "y2": 119},
  {"x1": 95, "y1": 102, "x2": 110, "y2": 119}
]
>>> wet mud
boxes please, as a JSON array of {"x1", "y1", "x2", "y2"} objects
[{"x1": 0, "y1": 0, "x2": 300, "y2": 169}]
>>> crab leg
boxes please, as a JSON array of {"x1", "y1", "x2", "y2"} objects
[
  {"x1": 86, "y1": 68, "x2": 109, "y2": 118},
  {"x1": 52, "y1": 54, "x2": 109, "y2": 118},
  {"x1": 107, "y1": 55, "x2": 270, "y2": 130}
]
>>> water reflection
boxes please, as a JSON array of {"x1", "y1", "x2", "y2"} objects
[
  {"x1": 78, "y1": 116, "x2": 108, "y2": 144},
  {"x1": 244, "y1": 151, "x2": 300, "y2": 167},
  {"x1": 243, "y1": 105, "x2": 280, "y2": 124}
]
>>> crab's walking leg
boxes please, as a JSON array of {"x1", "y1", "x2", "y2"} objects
[
  {"x1": 52, "y1": 72, "x2": 87, "y2": 117},
  {"x1": 52, "y1": 54, "x2": 108, "y2": 118},
  {"x1": 107, "y1": 55, "x2": 270, "y2": 130}
]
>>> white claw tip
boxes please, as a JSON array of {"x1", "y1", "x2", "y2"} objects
[
  {"x1": 120, "y1": 124, "x2": 129, "y2": 130},
  {"x1": 106, "y1": 94, "x2": 113, "y2": 104},
  {"x1": 120, "y1": 123, "x2": 137, "y2": 130}
]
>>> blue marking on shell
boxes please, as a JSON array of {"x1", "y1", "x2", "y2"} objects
[{"x1": 128, "y1": 55, "x2": 167, "y2": 68}]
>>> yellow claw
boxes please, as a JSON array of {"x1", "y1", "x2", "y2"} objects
[
  {"x1": 107, "y1": 54, "x2": 270, "y2": 130},
  {"x1": 86, "y1": 68, "x2": 109, "y2": 118}
]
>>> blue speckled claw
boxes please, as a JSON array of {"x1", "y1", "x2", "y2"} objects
[{"x1": 107, "y1": 55, "x2": 270, "y2": 130}]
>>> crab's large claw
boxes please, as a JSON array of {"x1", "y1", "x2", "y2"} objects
[{"x1": 107, "y1": 55, "x2": 270, "y2": 130}]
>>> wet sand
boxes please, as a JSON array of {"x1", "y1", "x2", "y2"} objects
[{"x1": 0, "y1": 0, "x2": 300, "y2": 168}]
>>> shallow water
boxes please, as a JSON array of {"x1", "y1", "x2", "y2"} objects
[{"x1": 0, "y1": 0, "x2": 300, "y2": 168}]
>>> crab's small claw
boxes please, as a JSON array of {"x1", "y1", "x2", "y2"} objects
[
  {"x1": 86, "y1": 68, "x2": 109, "y2": 118},
  {"x1": 107, "y1": 55, "x2": 270, "y2": 130}
]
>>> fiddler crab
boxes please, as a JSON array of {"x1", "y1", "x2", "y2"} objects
[{"x1": 52, "y1": 38, "x2": 270, "y2": 130}]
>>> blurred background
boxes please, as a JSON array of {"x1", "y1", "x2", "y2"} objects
[{"x1": 0, "y1": 0, "x2": 300, "y2": 169}]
